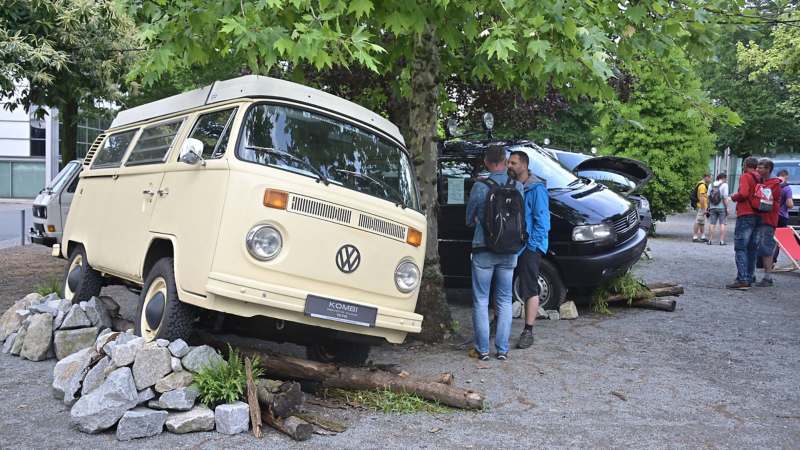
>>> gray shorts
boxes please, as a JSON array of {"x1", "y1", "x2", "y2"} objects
[
  {"x1": 708, "y1": 209, "x2": 727, "y2": 225},
  {"x1": 695, "y1": 208, "x2": 706, "y2": 224}
]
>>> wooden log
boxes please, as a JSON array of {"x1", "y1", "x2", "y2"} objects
[
  {"x1": 191, "y1": 336, "x2": 485, "y2": 410},
  {"x1": 603, "y1": 283, "x2": 684, "y2": 303},
  {"x1": 630, "y1": 297, "x2": 677, "y2": 312},
  {"x1": 399, "y1": 370, "x2": 455, "y2": 386},
  {"x1": 255, "y1": 379, "x2": 304, "y2": 417},
  {"x1": 262, "y1": 410, "x2": 312, "y2": 441},
  {"x1": 294, "y1": 413, "x2": 347, "y2": 433},
  {"x1": 245, "y1": 358, "x2": 262, "y2": 439}
]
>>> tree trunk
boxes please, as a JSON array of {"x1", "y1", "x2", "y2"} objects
[
  {"x1": 262, "y1": 410, "x2": 312, "y2": 441},
  {"x1": 60, "y1": 98, "x2": 79, "y2": 169},
  {"x1": 245, "y1": 358, "x2": 262, "y2": 438},
  {"x1": 602, "y1": 283, "x2": 684, "y2": 303},
  {"x1": 408, "y1": 23, "x2": 451, "y2": 343}
]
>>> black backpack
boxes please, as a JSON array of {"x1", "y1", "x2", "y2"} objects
[
  {"x1": 481, "y1": 177, "x2": 528, "y2": 254},
  {"x1": 689, "y1": 181, "x2": 704, "y2": 207},
  {"x1": 709, "y1": 182, "x2": 722, "y2": 205}
]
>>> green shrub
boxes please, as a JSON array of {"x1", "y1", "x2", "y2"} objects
[
  {"x1": 590, "y1": 271, "x2": 651, "y2": 315},
  {"x1": 35, "y1": 276, "x2": 61, "y2": 297},
  {"x1": 191, "y1": 345, "x2": 263, "y2": 407}
]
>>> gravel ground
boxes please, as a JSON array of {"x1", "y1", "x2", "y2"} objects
[{"x1": 0, "y1": 212, "x2": 798, "y2": 449}]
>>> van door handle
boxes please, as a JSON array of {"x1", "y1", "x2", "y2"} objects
[
  {"x1": 143, "y1": 190, "x2": 155, "y2": 196},
  {"x1": 157, "y1": 190, "x2": 169, "y2": 196}
]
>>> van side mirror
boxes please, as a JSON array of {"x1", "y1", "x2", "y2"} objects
[{"x1": 179, "y1": 138, "x2": 206, "y2": 167}]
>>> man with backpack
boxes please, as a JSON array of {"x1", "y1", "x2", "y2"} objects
[
  {"x1": 465, "y1": 145, "x2": 525, "y2": 361},
  {"x1": 707, "y1": 173, "x2": 730, "y2": 245},
  {"x1": 507, "y1": 150, "x2": 550, "y2": 350},
  {"x1": 728, "y1": 157, "x2": 765, "y2": 289},
  {"x1": 773, "y1": 169, "x2": 795, "y2": 265},
  {"x1": 754, "y1": 158, "x2": 782, "y2": 286},
  {"x1": 692, "y1": 173, "x2": 712, "y2": 242}
]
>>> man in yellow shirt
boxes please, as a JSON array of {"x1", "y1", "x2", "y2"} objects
[{"x1": 693, "y1": 173, "x2": 712, "y2": 242}]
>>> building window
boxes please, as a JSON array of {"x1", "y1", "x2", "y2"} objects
[{"x1": 29, "y1": 106, "x2": 46, "y2": 157}]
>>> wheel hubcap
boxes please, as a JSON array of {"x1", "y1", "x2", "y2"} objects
[
  {"x1": 538, "y1": 274, "x2": 550, "y2": 303},
  {"x1": 65, "y1": 255, "x2": 82, "y2": 300},
  {"x1": 141, "y1": 278, "x2": 167, "y2": 341}
]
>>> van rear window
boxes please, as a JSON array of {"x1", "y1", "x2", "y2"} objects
[
  {"x1": 92, "y1": 130, "x2": 137, "y2": 169},
  {"x1": 126, "y1": 118, "x2": 185, "y2": 166}
]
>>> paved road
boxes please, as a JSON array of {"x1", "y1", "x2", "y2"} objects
[
  {"x1": 0, "y1": 212, "x2": 798, "y2": 449},
  {"x1": 0, "y1": 203, "x2": 33, "y2": 247}
]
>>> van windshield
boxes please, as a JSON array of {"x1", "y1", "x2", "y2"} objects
[
  {"x1": 46, "y1": 161, "x2": 80, "y2": 193},
  {"x1": 509, "y1": 145, "x2": 580, "y2": 189},
  {"x1": 238, "y1": 104, "x2": 420, "y2": 210}
]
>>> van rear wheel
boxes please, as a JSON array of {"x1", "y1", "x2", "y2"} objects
[
  {"x1": 62, "y1": 244, "x2": 103, "y2": 304},
  {"x1": 135, "y1": 257, "x2": 195, "y2": 342},
  {"x1": 513, "y1": 258, "x2": 566, "y2": 311},
  {"x1": 306, "y1": 341, "x2": 371, "y2": 366}
]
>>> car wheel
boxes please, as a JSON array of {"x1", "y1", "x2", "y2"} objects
[
  {"x1": 513, "y1": 258, "x2": 566, "y2": 311},
  {"x1": 62, "y1": 244, "x2": 103, "y2": 304},
  {"x1": 306, "y1": 341, "x2": 371, "y2": 366},
  {"x1": 135, "y1": 257, "x2": 196, "y2": 342}
]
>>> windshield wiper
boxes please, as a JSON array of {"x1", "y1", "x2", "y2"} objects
[
  {"x1": 335, "y1": 169, "x2": 407, "y2": 209},
  {"x1": 567, "y1": 178, "x2": 585, "y2": 187},
  {"x1": 245, "y1": 146, "x2": 330, "y2": 185}
]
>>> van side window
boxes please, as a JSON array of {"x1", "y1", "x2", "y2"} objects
[
  {"x1": 91, "y1": 130, "x2": 137, "y2": 169},
  {"x1": 439, "y1": 160, "x2": 487, "y2": 205},
  {"x1": 126, "y1": 118, "x2": 185, "y2": 166},
  {"x1": 185, "y1": 108, "x2": 238, "y2": 160},
  {"x1": 66, "y1": 175, "x2": 80, "y2": 193}
]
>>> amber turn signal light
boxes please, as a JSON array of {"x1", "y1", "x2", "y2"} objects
[
  {"x1": 263, "y1": 189, "x2": 288, "y2": 210},
  {"x1": 407, "y1": 227, "x2": 423, "y2": 247},
  {"x1": 47, "y1": 225, "x2": 56, "y2": 232}
]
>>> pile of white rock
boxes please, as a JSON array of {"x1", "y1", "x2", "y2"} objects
[{"x1": 0, "y1": 293, "x2": 253, "y2": 441}]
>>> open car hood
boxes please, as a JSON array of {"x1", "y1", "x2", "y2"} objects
[{"x1": 573, "y1": 156, "x2": 654, "y2": 197}]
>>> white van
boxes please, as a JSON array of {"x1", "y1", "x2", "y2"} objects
[
  {"x1": 59, "y1": 76, "x2": 426, "y2": 363},
  {"x1": 30, "y1": 160, "x2": 82, "y2": 247}
]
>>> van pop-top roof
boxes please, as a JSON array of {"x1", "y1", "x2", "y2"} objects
[{"x1": 111, "y1": 75, "x2": 405, "y2": 146}]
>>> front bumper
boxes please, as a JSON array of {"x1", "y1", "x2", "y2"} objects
[
  {"x1": 555, "y1": 228, "x2": 648, "y2": 287},
  {"x1": 204, "y1": 273, "x2": 423, "y2": 344},
  {"x1": 29, "y1": 228, "x2": 58, "y2": 247}
]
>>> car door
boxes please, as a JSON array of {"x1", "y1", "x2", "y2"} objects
[
  {"x1": 59, "y1": 169, "x2": 81, "y2": 230},
  {"x1": 97, "y1": 117, "x2": 187, "y2": 279},
  {"x1": 149, "y1": 106, "x2": 239, "y2": 296}
]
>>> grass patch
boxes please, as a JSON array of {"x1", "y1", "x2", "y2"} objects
[
  {"x1": 191, "y1": 345, "x2": 264, "y2": 407},
  {"x1": 35, "y1": 276, "x2": 61, "y2": 297},
  {"x1": 328, "y1": 388, "x2": 452, "y2": 414},
  {"x1": 590, "y1": 271, "x2": 651, "y2": 315}
]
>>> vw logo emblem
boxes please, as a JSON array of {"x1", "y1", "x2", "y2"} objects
[{"x1": 336, "y1": 244, "x2": 361, "y2": 274}]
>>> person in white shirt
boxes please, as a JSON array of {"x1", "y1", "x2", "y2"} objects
[{"x1": 707, "y1": 173, "x2": 730, "y2": 245}]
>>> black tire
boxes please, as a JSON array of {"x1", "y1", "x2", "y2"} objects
[
  {"x1": 513, "y1": 257, "x2": 567, "y2": 311},
  {"x1": 135, "y1": 257, "x2": 195, "y2": 342},
  {"x1": 62, "y1": 244, "x2": 103, "y2": 304},
  {"x1": 306, "y1": 341, "x2": 371, "y2": 366}
]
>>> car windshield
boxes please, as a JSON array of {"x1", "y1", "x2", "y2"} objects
[
  {"x1": 552, "y1": 151, "x2": 589, "y2": 170},
  {"x1": 774, "y1": 162, "x2": 800, "y2": 186},
  {"x1": 508, "y1": 145, "x2": 579, "y2": 189},
  {"x1": 575, "y1": 170, "x2": 635, "y2": 190},
  {"x1": 46, "y1": 161, "x2": 80, "y2": 193},
  {"x1": 238, "y1": 104, "x2": 419, "y2": 210}
]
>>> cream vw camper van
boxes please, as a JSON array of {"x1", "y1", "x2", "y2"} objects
[{"x1": 60, "y1": 76, "x2": 426, "y2": 363}]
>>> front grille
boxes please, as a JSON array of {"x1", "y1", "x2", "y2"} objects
[
  {"x1": 613, "y1": 209, "x2": 639, "y2": 235},
  {"x1": 34, "y1": 223, "x2": 45, "y2": 233},
  {"x1": 288, "y1": 195, "x2": 352, "y2": 224},
  {"x1": 358, "y1": 213, "x2": 406, "y2": 240}
]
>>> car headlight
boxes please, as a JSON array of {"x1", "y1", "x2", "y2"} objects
[
  {"x1": 246, "y1": 225, "x2": 283, "y2": 260},
  {"x1": 639, "y1": 197, "x2": 650, "y2": 211},
  {"x1": 395, "y1": 260, "x2": 420, "y2": 293},
  {"x1": 572, "y1": 223, "x2": 613, "y2": 242}
]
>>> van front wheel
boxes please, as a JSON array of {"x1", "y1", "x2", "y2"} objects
[
  {"x1": 513, "y1": 258, "x2": 566, "y2": 311},
  {"x1": 135, "y1": 257, "x2": 195, "y2": 342},
  {"x1": 306, "y1": 341, "x2": 370, "y2": 366},
  {"x1": 62, "y1": 244, "x2": 103, "y2": 304}
]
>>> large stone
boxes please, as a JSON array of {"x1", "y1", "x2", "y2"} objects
[
  {"x1": 98, "y1": 296, "x2": 120, "y2": 318},
  {"x1": 170, "y1": 356, "x2": 183, "y2": 372},
  {"x1": 81, "y1": 356, "x2": 111, "y2": 396},
  {"x1": 54, "y1": 327, "x2": 98, "y2": 360},
  {"x1": 214, "y1": 401, "x2": 250, "y2": 435},
  {"x1": 148, "y1": 386, "x2": 198, "y2": 411},
  {"x1": 53, "y1": 311, "x2": 65, "y2": 330},
  {"x1": 102, "y1": 341, "x2": 116, "y2": 358},
  {"x1": 117, "y1": 407, "x2": 168, "y2": 441},
  {"x1": 48, "y1": 299, "x2": 72, "y2": 314},
  {"x1": 0, "y1": 303, "x2": 27, "y2": 340},
  {"x1": 559, "y1": 301, "x2": 579, "y2": 320},
  {"x1": 137, "y1": 387, "x2": 156, "y2": 405},
  {"x1": 112, "y1": 337, "x2": 144, "y2": 367},
  {"x1": 52, "y1": 347, "x2": 97, "y2": 404},
  {"x1": 2, "y1": 332, "x2": 17, "y2": 354},
  {"x1": 182, "y1": 345, "x2": 223, "y2": 372},
  {"x1": 95, "y1": 332, "x2": 120, "y2": 352},
  {"x1": 85, "y1": 297, "x2": 113, "y2": 330},
  {"x1": 10, "y1": 323, "x2": 27, "y2": 355},
  {"x1": 165, "y1": 404, "x2": 215, "y2": 434},
  {"x1": 168, "y1": 339, "x2": 189, "y2": 358},
  {"x1": 547, "y1": 310, "x2": 560, "y2": 321},
  {"x1": 70, "y1": 367, "x2": 138, "y2": 434},
  {"x1": 115, "y1": 333, "x2": 138, "y2": 346},
  {"x1": 536, "y1": 306, "x2": 548, "y2": 320},
  {"x1": 20, "y1": 313, "x2": 53, "y2": 361},
  {"x1": 60, "y1": 305, "x2": 91, "y2": 330},
  {"x1": 41, "y1": 293, "x2": 60, "y2": 302},
  {"x1": 28, "y1": 303, "x2": 58, "y2": 316},
  {"x1": 155, "y1": 371, "x2": 193, "y2": 393},
  {"x1": 132, "y1": 346, "x2": 172, "y2": 390},
  {"x1": 24, "y1": 292, "x2": 43, "y2": 301}
]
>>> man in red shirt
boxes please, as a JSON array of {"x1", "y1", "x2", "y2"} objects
[
  {"x1": 727, "y1": 157, "x2": 764, "y2": 289},
  {"x1": 755, "y1": 158, "x2": 782, "y2": 286}
]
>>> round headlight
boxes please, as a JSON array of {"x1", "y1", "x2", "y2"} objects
[
  {"x1": 246, "y1": 225, "x2": 283, "y2": 260},
  {"x1": 395, "y1": 260, "x2": 420, "y2": 293}
]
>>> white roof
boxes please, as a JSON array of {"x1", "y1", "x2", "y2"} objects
[{"x1": 110, "y1": 75, "x2": 405, "y2": 146}]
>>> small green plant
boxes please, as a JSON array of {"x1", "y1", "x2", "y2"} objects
[
  {"x1": 35, "y1": 276, "x2": 61, "y2": 297},
  {"x1": 328, "y1": 388, "x2": 451, "y2": 414},
  {"x1": 191, "y1": 345, "x2": 263, "y2": 407},
  {"x1": 590, "y1": 271, "x2": 651, "y2": 315}
]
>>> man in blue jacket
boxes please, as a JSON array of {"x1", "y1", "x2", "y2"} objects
[
  {"x1": 507, "y1": 150, "x2": 550, "y2": 349},
  {"x1": 465, "y1": 145, "x2": 524, "y2": 361}
]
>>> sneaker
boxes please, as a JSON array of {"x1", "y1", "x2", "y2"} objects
[
  {"x1": 700, "y1": 235, "x2": 708, "y2": 241},
  {"x1": 693, "y1": 236, "x2": 699, "y2": 242},
  {"x1": 756, "y1": 277, "x2": 774, "y2": 287},
  {"x1": 469, "y1": 349, "x2": 489, "y2": 361},
  {"x1": 496, "y1": 352, "x2": 508, "y2": 361},
  {"x1": 720, "y1": 241, "x2": 726, "y2": 246},
  {"x1": 707, "y1": 240, "x2": 714, "y2": 245},
  {"x1": 515, "y1": 330, "x2": 535, "y2": 349},
  {"x1": 726, "y1": 280, "x2": 751, "y2": 290}
]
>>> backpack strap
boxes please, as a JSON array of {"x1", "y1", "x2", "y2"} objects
[
  {"x1": 748, "y1": 172, "x2": 763, "y2": 184},
  {"x1": 481, "y1": 178, "x2": 498, "y2": 188}
]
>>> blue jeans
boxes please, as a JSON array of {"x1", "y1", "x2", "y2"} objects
[
  {"x1": 734, "y1": 215, "x2": 763, "y2": 283},
  {"x1": 471, "y1": 251, "x2": 517, "y2": 354}
]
